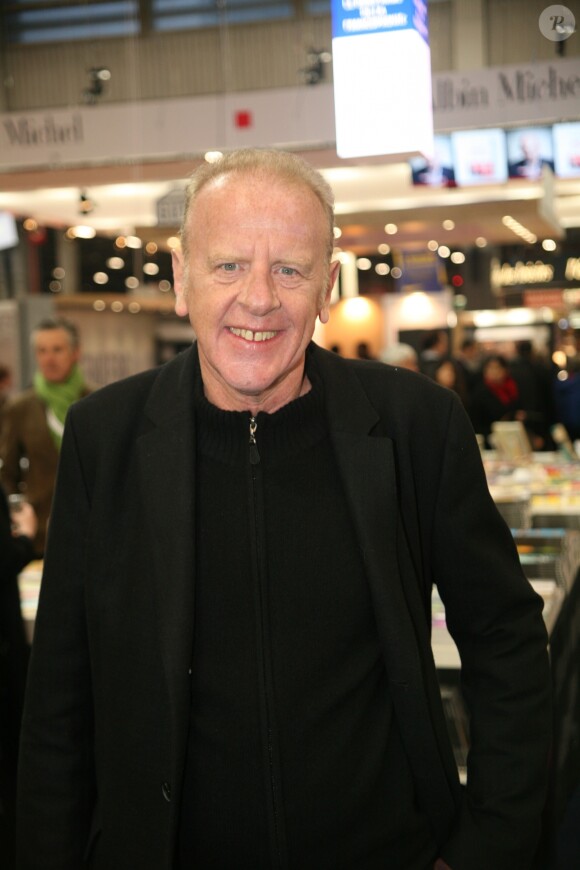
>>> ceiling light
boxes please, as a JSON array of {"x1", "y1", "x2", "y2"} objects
[
  {"x1": 384, "y1": 223, "x2": 398, "y2": 235},
  {"x1": 93, "y1": 272, "x2": 109, "y2": 284},
  {"x1": 83, "y1": 67, "x2": 111, "y2": 105},
  {"x1": 111, "y1": 300, "x2": 124, "y2": 312},
  {"x1": 301, "y1": 47, "x2": 332, "y2": 86},
  {"x1": 125, "y1": 235, "x2": 142, "y2": 249},
  {"x1": 143, "y1": 263, "x2": 160, "y2": 276},
  {"x1": 442, "y1": 219, "x2": 455, "y2": 230},
  {"x1": 475, "y1": 237, "x2": 487, "y2": 247},
  {"x1": 70, "y1": 225, "x2": 96, "y2": 239},
  {"x1": 125, "y1": 276, "x2": 139, "y2": 289},
  {"x1": 356, "y1": 257, "x2": 372, "y2": 270},
  {"x1": 542, "y1": 239, "x2": 557, "y2": 251},
  {"x1": 391, "y1": 267, "x2": 402, "y2": 279},
  {"x1": 501, "y1": 215, "x2": 536, "y2": 244},
  {"x1": 375, "y1": 263, "x2": 390, "y2": 275},
  {"x1": 79, "y1": 190, "x2": 95, "y2": 214},
  {"x1": 450, "y1": 251, "x2": 465, "y2": 264},
  {"x1": 438, "y1": 245, "x2": 451, "y2": 258},
  {"x1": 333, "y1": 227, "x2": 342, "y2": 239},
  {"x1": 378, "y1": 243, "x2": 390, "y2": 255},
  {"x1": 145, "y1": 242, "x2": 158, "y2": 254},
  {"x1": 427, "y1": 239, "x2": 439, "y2": 251},
  {"x1": 107, "y1": 257, "x2": 125, "y2": 269},
  {"x1": 342, "y1": 296, "x2": 374, "y2": 322},
  {"x1": 23, "y1": 218, "x2": 38, "y2": 232}
]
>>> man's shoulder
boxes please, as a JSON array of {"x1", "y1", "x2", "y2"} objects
[
  {"x1": 316, "y1": 345, "x2": 447, "y2": 400},
  {"x1": 311, "y1": 343, "x2": 457, "y2": 431},
  {"x1": 4, "y1": 388, "x2": 44, "y2": 417}
]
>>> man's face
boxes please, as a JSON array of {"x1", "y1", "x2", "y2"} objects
[
  {"x1": 173, "y1": 172, "x2": 339, "y2": 412},
  {"x1": 34, "y1": 328, "x2": 79, "y2": 383}
]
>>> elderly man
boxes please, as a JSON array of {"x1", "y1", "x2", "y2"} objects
[
  {"x1": 17, "y1": 150, "x2": 551, "y2": 870},
  {"x1": 0, "y1": 317, "x2": 89, "y2": 557}
]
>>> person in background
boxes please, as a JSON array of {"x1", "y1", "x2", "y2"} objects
[
  {"x1": 0, "y1": 365, "x2": 13, "y2": 432},
  {"x1": 0, "y1": 487, "x2": 37, "y2": 867},
  {"x1": 355, "y1": 341, "x2": 375, "y2": 361},
  {"x1": 453, "y1": 337, "x2": 482, "y2": 407},
  {"x1": 553, "y1": 355, "x2": 580, "y2": 443},
  {"x1": 17, "y1": 149, "x2": 551, "y2": 870},
  {"x1": 432, "y1": 357, "x2": 469, "y2": 407},
  {"x1": 0, "y1": 318, "x2": 90, "y2": 558},
  {"x1": 508, "y1": 340, "x2": 556, "y2": 450},
  {"x1": 380, "y1": 342, "x2": 419, "y2": 372},
  {"x1": 419, "y1": 329, "x2": 449, "y2": 379},
  {"x1": 469, "y1": 353, "x2": 522, "y2": 448}
]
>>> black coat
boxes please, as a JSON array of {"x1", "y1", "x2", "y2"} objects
[
  {"x1": 16, "y1": 343, "x2": 552, "y2": 870},
  {"x1": 0, "y1": 487, "x2": 34, "y2": 744}
]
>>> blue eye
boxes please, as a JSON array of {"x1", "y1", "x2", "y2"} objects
[
  {"x1": 221, "y1": 263, "x2": 238, "y2": 271},
  {"x1": 280, "y1": 266, "x2": 297, "y2": 276}
]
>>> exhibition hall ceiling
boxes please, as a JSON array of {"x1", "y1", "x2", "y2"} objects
[{"x1": 0, "y1": 148, "x2": 578, "y2": 254}]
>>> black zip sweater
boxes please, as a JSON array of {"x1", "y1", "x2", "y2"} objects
[{"x1": 177, "y1": 364, "x2": 436, "y2": 869}]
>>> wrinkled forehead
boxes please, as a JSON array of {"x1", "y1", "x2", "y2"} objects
[{"x1": 189, "y1": 173, "x2": 327, "y2": 241}]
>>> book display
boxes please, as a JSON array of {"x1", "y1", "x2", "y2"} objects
[{"x1": 435, "y1": 448, "x2": 580, "y2": 865}]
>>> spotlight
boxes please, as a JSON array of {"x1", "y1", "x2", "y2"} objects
[
  {"x1": 79, "y1": 190, "x2": 95, "y2": 214},
  {"x1": 83, "y1": 67, "x2": 111, "y2": 104},
  {"x1": 301, "y1": 48, "x2": 331, "y2": 86}
]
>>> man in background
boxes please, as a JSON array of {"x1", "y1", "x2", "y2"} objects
[
  {"x1": 418, "y1": 329, "x2": 449, "y2": 379},
  {"x1": 0, "y1": 317, "x2": 90, "y2": 557}
]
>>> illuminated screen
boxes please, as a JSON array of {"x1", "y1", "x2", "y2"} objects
[
  {"x1": 451, "y1": 128, "x2": 508, "y2": 186},
  {"x1": 553, "y1": 122, "x2": 580, "y2": 178}
]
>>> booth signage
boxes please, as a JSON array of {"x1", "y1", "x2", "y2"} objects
[{"x1": 491, "y1": 255, "x2": 580, "y2": 290}]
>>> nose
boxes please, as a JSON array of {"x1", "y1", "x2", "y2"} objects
[{"x1": 238, "y1": 266, "x2": 281, "y2": 316}]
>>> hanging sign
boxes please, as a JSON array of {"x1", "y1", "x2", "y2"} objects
[{"x1": 331, "y1": 0, "x2": 434, "y2": 160}]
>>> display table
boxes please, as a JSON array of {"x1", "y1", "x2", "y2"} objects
[{"x1": 433, "y1": 512, "x2": 580, "y2": 867}]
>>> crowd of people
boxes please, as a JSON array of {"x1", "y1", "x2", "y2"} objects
[{"x1": 380, "y1": 329, "x2": 575, "y2": 454}]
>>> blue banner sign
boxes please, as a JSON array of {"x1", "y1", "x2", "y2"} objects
[{"x1": 331, "y1": 0, "x2": 429, "y2": 42}]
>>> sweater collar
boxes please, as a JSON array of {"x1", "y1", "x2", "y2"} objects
[{"x1": 193, "y1": 350, "x2": 326, "y2": 465}]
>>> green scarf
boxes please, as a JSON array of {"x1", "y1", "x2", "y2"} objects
[{"x1": 34, "y1": 364, "x2": 87, "y2": 449}]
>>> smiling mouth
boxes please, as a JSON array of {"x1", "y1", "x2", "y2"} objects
[{"x1": 229, "y1": 327, "x2": 278, "y2": 342}]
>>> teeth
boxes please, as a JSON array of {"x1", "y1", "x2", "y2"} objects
[{"x1": 230, "y1": 328, "x2": 277, "y2": 342}]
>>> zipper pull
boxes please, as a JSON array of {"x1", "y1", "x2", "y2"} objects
[{"x1": 249, "y1": 416, "x2": 260, "y2": 465}]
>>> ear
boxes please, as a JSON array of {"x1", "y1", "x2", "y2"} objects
[
  {"x1": 319, "y1": 259, "x2": 340, "y2": 325},
  {"x1": 172, "y1": 248, "x2": 189, "y2": 318}
]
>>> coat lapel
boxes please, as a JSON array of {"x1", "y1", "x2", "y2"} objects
[
  {"x1": 313, "y1": 345, "x2": 458, "y2": 839},
  {"x1": 136, "y1": 348, "x2": 197, "y2": 748}
]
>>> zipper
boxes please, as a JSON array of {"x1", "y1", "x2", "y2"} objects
[
  {"x1": 247, "y1": 414, "x2": 285, "y2": 867},
  {"x1": 249, "y1": 415, "x2": 260, "y2": 465}
]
